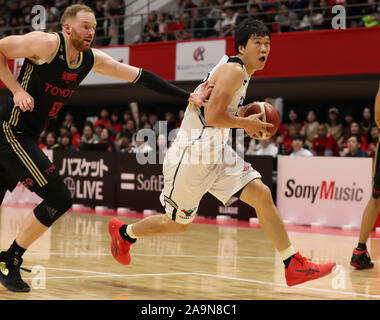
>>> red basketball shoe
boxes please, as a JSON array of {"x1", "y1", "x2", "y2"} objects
[
  {"x1": 108, "y1": 218, "x2": 134, "y2": 265},
  {"x1": 285, "y1": 252, "x2": 336, "y2": 286}
]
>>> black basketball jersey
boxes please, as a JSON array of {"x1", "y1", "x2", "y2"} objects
[{"x1": 0, "y1": 32, "x2": 95, "y2": 137}]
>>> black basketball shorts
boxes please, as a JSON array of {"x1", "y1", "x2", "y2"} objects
[{"x1": 0, "y1": 121, "x2": 59, "y2": 196}]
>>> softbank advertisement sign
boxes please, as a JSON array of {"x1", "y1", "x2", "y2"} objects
[
  {"x1": 175, "y1": 39, "x2": 226, "y2": 80},
  {"x1": 277, "y1": 156, "x2": 372, "y2": 228}
]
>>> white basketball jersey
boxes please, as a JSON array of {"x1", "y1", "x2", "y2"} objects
[{"x1": 173, "y1": 55, "x2": 250, "y2": 150}]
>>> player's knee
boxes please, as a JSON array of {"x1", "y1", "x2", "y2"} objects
[
  {"x1": 241, "y1": 179, "x2": 273, "y2": 207},
  {"x1": 173, "y1": 222, "x2": 191, "y2": 233},
  {"x1": 163, "y1": 214, "x2": 191, "y2": 233},
  {"x1": 34, "y1": 181, "x2": 72, "y2": 227}
]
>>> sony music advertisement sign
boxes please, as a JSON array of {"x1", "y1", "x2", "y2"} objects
[
  {"x1": 54, "y1": 150, "x2": 116, "y2": 208},
  {"x1": 175, "y1": 39, "x2": 226, "y2": 81},
  {"x1": 276, "y1": 156, "x2": 373, "y2": 228}
]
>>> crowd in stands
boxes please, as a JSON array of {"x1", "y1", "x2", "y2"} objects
[
  {"x1": 245, "y1": 105, "x2": 378, "y2": 158},
  {"x1": 38, "y1": 102, "x2": 378, "y2": 160},
  {"x1": 0, "y1": 0, "x2": 379, "y2": 43},
  {"x1": 140, "y1": 0, "x2": 380, "y2": 43}
]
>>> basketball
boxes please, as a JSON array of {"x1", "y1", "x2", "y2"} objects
[{"x1": 243, "y1": 101, "x2": 280, "y2": 139}]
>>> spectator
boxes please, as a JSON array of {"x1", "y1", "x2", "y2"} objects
[
  {"x1": 311, "y1": 123, "x2": 339, "y2": 156},
  {"x1": 58, "y1": 125, "x2": 70, "y2": 142},
  {"x1": 59, "y1": 132, "x2": 77, "y2": 151},
  {"x1": 366, "y1": 123, "x2": 379, "y2": 157},
  {"x1": 345, "y1": 121, "x2": 368, "y2": 151},
  {"x1": 282, "y1": 122, "x2": 300, "y2": 154},
  {"x1": 362, "y1": 0, "x2": 380, "y2": 27},
  {"x1": 344, "y1": 134, "x2": 369, "y2": 157},
  {"x1": 193, "y1": 8, "x2": 218, "y2": 38},
  {"x1": 326, "y1": 107, "x2": 343, "y2": 143},
  {"x1": 43, "y1": 132, "x2": 60, "y2": 151},
  {"x1": 300, "y1": 109, "x2": 319, "y2": 149},
  {"x1": 290, "y1": 134, "x2": 313, "y2": 157},
  {"x1": 235, "y1": 5, "x2": 249, "y2": 27},
  {"x1": 360, "y1": 106, "x2": 373, "y2": 135},
  {"x1": 92, "y1": 0, "x2": 108, "y2": 46},
  {"x1": 278, "y1": 108, "x2": 302, "y2": 137},
  {"x1": 105, "y1": 0, "x2": 125, "y2": 45},
  {"x1": 115, "y1": 131, "x2": 136, "y2": 153},
  {"x1": 63, "y1": 111, "x2": 74, "y2": 129},
  {"x1": 318, "y1": 0, "x2": 333, "y2": 29},
  {"x1": 274, "y1": 3, "x2": 300, "y2": 32},
  {"x1": 142, "y1": 11, "x2": 160, "y2": 42},
  {"x1": 214, "y1": 6, "x2": 237, "y2": 36},
  {"x1": 296, "y1": 2, "x2": 324, "y2": 30},
  {"x1": 158, "y1": 11, "x2": 169, "y2": 40},
  {"x1": 70, "y1": 123, "x2": 82, "y2": 149},
  {"x1": 94, "y1": 108, "x2": 110, "y2": 129},
  {"x1": 81, "y1": 121, "x2": 99, "y2": 145},
  {"x1": 94, "y1": 123, "x2": 105, "y2": 141},
  {"x1": 183, "y1": 0, "x2": 198, "y2": 19},
  {"x1": 253, "y1": 137, "x2": 278, "y2": 157},
  {"x1": 99, "y1": 127, "x2": 116, "y2": 152},
  {"x1": 109, "y1": 110, "x2": 122, "y2": 138},
  {"x1": 248, "y1": 4, "x2": 267, "y2": 23},
  {"x1": 149, "y1": 112, "x2": 159, "y2": 134}
]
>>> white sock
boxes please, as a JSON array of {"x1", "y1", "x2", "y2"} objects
[
  {"x1": 279, "y1": 245, "x2": 296, "y2": 261},
  {"x1": 126, "y1": 224, "x2": 137, "y2": 239}
]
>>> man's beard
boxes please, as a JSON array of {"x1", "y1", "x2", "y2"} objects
[{"x1": 71, "y1": 30, "x2": 91, "y2": 52}]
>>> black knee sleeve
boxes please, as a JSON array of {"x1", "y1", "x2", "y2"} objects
[{"x1": 34, "y1": 180, "x2": 72, "y2": 227}]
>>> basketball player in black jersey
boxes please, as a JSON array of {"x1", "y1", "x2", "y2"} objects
[
  {"x1": 350, "y1": 82, "x2": 380, "y2": 269},
  {"x1": 0, "y1": 4, "x2": 211, "y2": 292}
]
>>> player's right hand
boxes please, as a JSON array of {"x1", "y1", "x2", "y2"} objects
[
  {"x1": 243, "y1": 111, "x2": 273, "y2": 139},
  {"x1": 13, "y1": 87, "x2": 34, "y2": 112}
]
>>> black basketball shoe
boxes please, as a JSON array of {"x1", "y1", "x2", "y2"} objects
[
  {"x1": 350, "y1": 248, "x2": 374, "y2": 270},
  {"x1": 0, "y1": 251, "x2": 31, "y2": 292}
]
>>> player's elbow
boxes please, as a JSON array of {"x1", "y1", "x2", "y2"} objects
[{"x1": 205, "y1": 111, "x2": 222, "y2": 127}]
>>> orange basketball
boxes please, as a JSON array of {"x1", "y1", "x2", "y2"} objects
[{"x1": 243, "y1": 102, "x2": 280, "y2": 139}]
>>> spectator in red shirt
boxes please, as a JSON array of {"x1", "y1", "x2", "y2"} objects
[
  {"x1": 94, "y1": 108, "x2": 110, "y2": 129},
  {"x1": 312, "y1": 123, "x2": 339, "y2": 156}
]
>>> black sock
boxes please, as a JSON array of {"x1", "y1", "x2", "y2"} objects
[
  {"x1": 5, "y1": 240, "x2": 26, "y2": 260},
  {"x1": 357, "y1": 242, "x2": 367, "y2": 251},
  {"x1": 283, "y1": 254, "x2": 296, "y2": 268},
  {"x1": 119, "y1": 224, "x2": 136, "y2": 243}
]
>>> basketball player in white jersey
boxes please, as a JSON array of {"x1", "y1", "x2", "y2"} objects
[{"x1": 109, "y1": 19, "x2": 336, "y2": 286}]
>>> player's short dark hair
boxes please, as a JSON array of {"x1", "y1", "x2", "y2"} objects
[{"x1": 235, "y1": 19, "x2": 271, "y2": 54}]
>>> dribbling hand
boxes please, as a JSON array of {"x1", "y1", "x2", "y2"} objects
[
  {"x1": 13, "y1": 87, "x2": 34, "y2": 112},
  {"x1": 243, "y1": 111, "x2": 274, "y2": 139}
]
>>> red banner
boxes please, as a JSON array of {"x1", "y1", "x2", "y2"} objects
[{"x1": 1, "y1": 27, "x2": 379, "y2": 88}]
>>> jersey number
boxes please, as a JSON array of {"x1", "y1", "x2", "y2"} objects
[{"x1": 48, "y1": 102, "x2": 63, "y2": 117}]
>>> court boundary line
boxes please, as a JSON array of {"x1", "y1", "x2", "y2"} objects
[{"x1": 21, "y1": 266, "x2": 380, "y2": 299}]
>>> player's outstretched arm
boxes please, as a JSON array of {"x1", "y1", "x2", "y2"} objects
[
  {"x1": 375, "y1": 81, "x2": 380, "y2": 128},
  {"x1": 0, "y1": 32, "x2": 57, "y2": 111},
  {"x1": 91, "y1": 48, "x2": 211, "y2": 106}
]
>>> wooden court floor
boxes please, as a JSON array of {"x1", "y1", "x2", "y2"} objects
[{"x1": 0, "y1": 205, "x2": 380, "y2": 300}]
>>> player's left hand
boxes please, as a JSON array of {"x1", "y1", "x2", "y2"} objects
[{"x1": 189, "y1": 81, "x2": 214, "y2": 107}]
